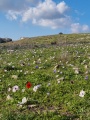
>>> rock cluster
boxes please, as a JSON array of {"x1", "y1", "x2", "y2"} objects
[{"x1": 0, "y1": 38, "x2": 12, "y2": 43}]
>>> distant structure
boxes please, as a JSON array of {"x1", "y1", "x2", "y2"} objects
[
  {"x1": 20, "y1": 37, "x2": 30, "y2": 40},
  {"x1": 0, "y1": 38, "x2": 12, "y2": 43}
]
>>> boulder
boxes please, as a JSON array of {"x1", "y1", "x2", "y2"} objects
[{"x1": 0, "y1": 38, "x2": 12, "y2": 43}]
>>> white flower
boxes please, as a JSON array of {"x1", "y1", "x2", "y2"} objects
[
  {"x1": 22, "y1": 97, "x2": 27, "y2": 104},
  {"x1": 12, "y1": 85, "x2": 19, "y2": 92},
  {"x1": 6, "y1": 95, "x2": 13, "y2": 101},
  {"x1": 79, "y1": 90, "x2": 85, "y2": 97},
  {"x1": 33, "y1": 61, "x2": 35, "y2": 64},
  {"x1": 57, "y1": 79, "x2": 60, "y2": 83},
  {"x1": 47, "y1": 93, "x2": 50, "y2": 96},
  {"x1": 33, "y1": 84, "x2": 41, "y2": 92},
  {"x1": 20, "y1": 70, "x2": 22, "y2": 72},
  {"x1": 18, "y1": 97, "x2": 27, "y2": 105},
  {"x1": 12, "y1": 66, "x2": 15, "y2": 68},
  {"x1": 4, "y1": 69, "x2": 7, "y2": 72},
  {"x1": 59, "y1": 77, "x2": 64, "y2": 81},
  {"x1": 47, "y1": 83, "x2": 51, "y2": 86},
  {"x1": 73, "y1": 67, "x2": 79, "y2": 74},
  {"x1": 56, "y1": 75, "x2": 59, "y2": 78},
  {"x1": 24, "y1": 71, "x2": 28, "y2": 75},
  {"x1": 11, "y1": 75, "x2": 18, "y2": 79},
  {"x1": 84, "y1": 65, "x2": 88, "y2": 69},
  {"x1": 75, "y1": 69, "x2": 79, "y2": 74},
  {"x1": 31, "y1": 71, "x2": 34, "y2": 74},
  {"x1": 8, "y1": 87, "x2": 11, "y2": 92},
  {"x1": 22, "y1": 88, "x2": 25, "y2": 92}
]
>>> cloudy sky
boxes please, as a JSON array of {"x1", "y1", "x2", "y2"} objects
[{"x1": 0, "y1": 0, "x2": 90, "y2": 40}]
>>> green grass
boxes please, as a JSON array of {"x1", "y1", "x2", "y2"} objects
[{"x1": 0, "y1": 33, "x2": 90, "y2": 120}]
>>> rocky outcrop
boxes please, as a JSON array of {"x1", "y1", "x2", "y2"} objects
[{"x1": 0, "y1": 38, "x2": 12, "y2": 43}]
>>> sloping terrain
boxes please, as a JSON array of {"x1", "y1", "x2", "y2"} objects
[
  {"x1": 0, "y1": 33, "x2": 90, "y2": 120},
  {"x1": 0, "y1": 33, "x2": 90, "y2": 49}
]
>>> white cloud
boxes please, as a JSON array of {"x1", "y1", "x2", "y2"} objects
[
  {"x1": 0, "y1": 0, "x2": 40, "y2": 11},
  {"x1": 32, "y1": 17, "x2": 71, "y2": 29},
  {"x1": 21, "y1": 0, "x2": 71, "y2": 29},
  {"x1": 6, "y1": 10, "x2": 22, "y2": 20},
  {"x1": 71, "y1": 23, "x2": 89, "y2": 33},
  {"x1": 22, "y1": 0, "x2": 69, "y2": 21},
  {"x1": 75, "y1": 10, "x2": 85, "y2": 16},
  {"x1": 82, "y1": 25, "x2": 89, "y2": 31},
  {"x1": 0, "y1": 0, "x2": 89, "y2": 33},
  {"x1": 57, "y1": 1, "x2": 69, "y2": 14}
]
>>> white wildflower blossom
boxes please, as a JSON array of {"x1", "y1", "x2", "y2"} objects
[
  {"x1": 47, "y1": 93, "x2": 50, "y2": 96},
  {"x1": 18, "y1": 97, "x2": 27, "y2": 105},
  {"x1": 11, "y1": 75, "x2": 18, "y2": 79},
  {"x1": 75, "y1": 69, "x2": 79, "y2": 74},
  {"x1": 33, "y1": 61, "x2": 35, "y2": 64},
  {"x1": 57, "y1": 79, "x2": 60, "y2": 83},
  {"x1": 22, "y1": 88, "x2": 25, "y2": 92},
  {"x1": 33, "y1": 84, "x2": 41, "y2": 92},
  {"x1": 4, "y1": 69, "x2": 7, "y2": 72},
  {"x1": 8, "y1": 62, "x2": 12, "y2": 66},
  {"x1": 12, "y1": 85, "x2": 19, "y2": 92},
  {"x1": 8, "y1": 87, "x2": 11, "y2": 92},
  {"x1": 73, "y1": 67, "x2": 79, "y2": 74},
  {"x1": 12, "y1": 66, "x2": 15, "y2": 68},
  {"x1": 56, "y1": 75, "x2": 59, "y2": 78},
  {"x1": 31, "y1": 71, "x2": 34, "y2": 74},
  {"x1": 79, "y1": 90, "x2": 85, "y2": 97},
  {"x1": 24, "y1": 71, "x2": 28, "y2": 75},
  {"x1": 38, "y1": 58, "x2": 41, "y2": 63},
  {"x1": 20, "y1": 70, "x2": 22, "y2": 72},
  {"x1": 6, "y1": 95, "x2": 13, "y2": 101},
  {"x1": 47, "y1": 83, "x2": 51, "y2": 86},
  {"x1": 21, "y1": 97, "x2": 27, "y2": 104},
  {"x1": 84, "y1": 65, "x2": 88, "y2": 69},
  {"x1": 60, "y1": 77, "x2": 64, "y2": 81}
]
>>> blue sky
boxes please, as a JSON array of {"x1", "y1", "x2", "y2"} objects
[{"x1": 0, "y1": 0, "x2": 90, "y2": 40}]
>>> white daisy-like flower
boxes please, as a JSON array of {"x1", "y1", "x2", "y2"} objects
[
  {"x1": 4, "y1": 69, "x2": 7, "y2": 72},
  {"x1": 47, "y1": 83, "x2": 51, "y2": 86},
  {"x1": 59, "y1": 77, "x2": 64, "y2": 81},
  {"x1": 12, "y1": 66, "x2": 15, "y2": 68},
  {"x1": 8, "y1": 87, "x2": 11, "y2": 92},
  {"x1": 22, "y1": 88, "x2": 25, "y2": 92},
  {"x1": 6, "y1": 95, "x2": 13, "y2": 101},
  {"x1": 79, "y1": 90, "x2": 85, "y2": 97},
  {"x1": 31, "y1": 71, "x2": 34, "y2": 74},
  {"x1": 12, "y1": 85, "x2": 19, "y2": 92},
  {"x1": 33, "y1": 84, "x2": 41, "y2": 92},
  {"x1": 57, "y1": 79, "x2": 60, "y2": 84},
  {"x1": 21, "y1": 97, "x2": 27, "y2": 104},
  {"x1": 73, "y1": 67, "x2": 79, "y2": 74},
  {"x1": 47, "y1": 92, "x2": 50, "y2": 96},
  {"x1": 20, "y1": 70, "x2": 22, "y2": 72},
  {"x1": 56, "y1": 75, "x2": 59, "y2": 78},
  {"x1": 24, "y1": 71, "x2": 28, "y2": 75},
  {"x1": 11, "y1": 75, "x2": 18, "y2": 79},
  {"x1": 84, "y1": 65, "x2": 88, "y2": 69},
  {"x1": 75, "y1": 69, "x2": 79, "y2": 74},
  {"x1": 18, "y1": 97, "x2": 27, "y2": 105}
]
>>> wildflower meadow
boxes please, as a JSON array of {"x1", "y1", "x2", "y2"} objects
[{"x1": 0, "y1": 34, "x2": 90, "y2": 120}]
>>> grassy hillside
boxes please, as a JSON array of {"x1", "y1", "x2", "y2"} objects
[
  {"x1": 0, "y1": 33, "x2": 90, "y2": 120},
  {"x1": 0, "y1": 33, "x2": 90, "y2": 49}
]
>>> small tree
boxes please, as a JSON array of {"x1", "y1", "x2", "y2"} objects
[{"x1": 59, "y1": 32, "x2": 63, "y2": 34}]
